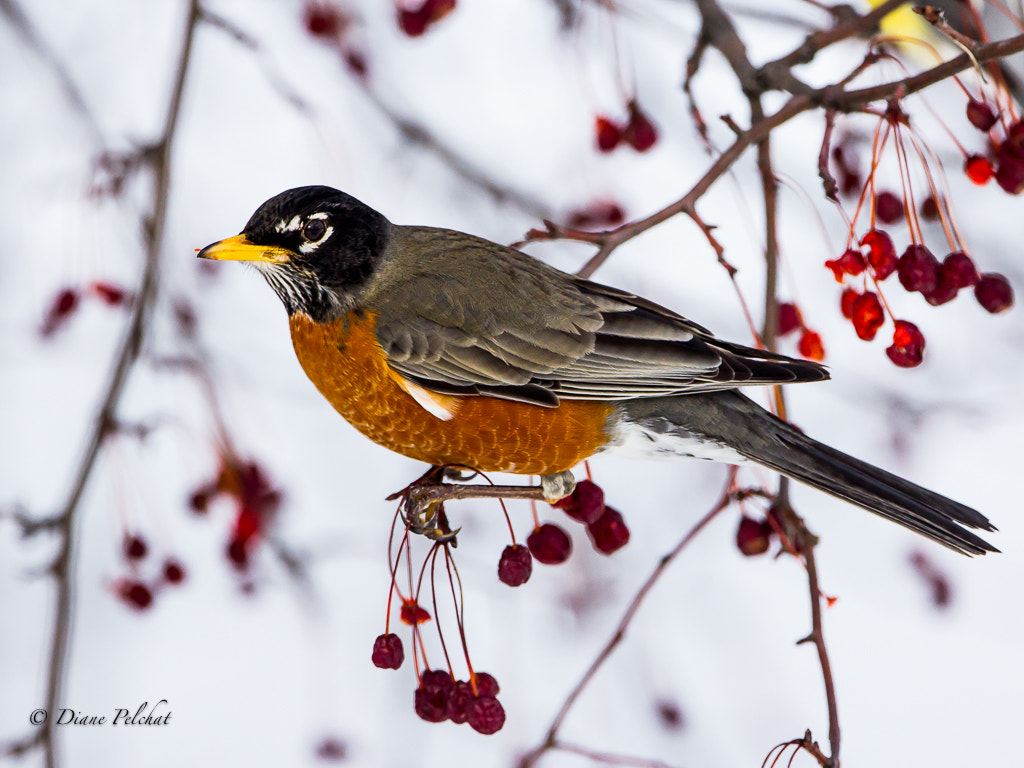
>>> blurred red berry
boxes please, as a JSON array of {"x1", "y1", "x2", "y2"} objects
[
  {"x1": 91, "y1": 281, "x2": 130, "y2": 306},
  {"x1": 874, "y1": 191, "x2": 904, "y2": 224},
  {"x1": 941, "y1": 252, "x2": 979, "y2": 289},
  {"x1": 226, "y1": 537, "x2": 249, "y2": 570},
  {"x1": 860, "y1": 230, "x2": 897, "y2": 280},
  {"x1": 851, "y1": 292, "x2": 885, "y2": 341},
  {"x1": 567, "y1": 201, "x2": 625, "y2": 229},
  {"x1": 974, "y1": 273, "x2": 1014, "y2": 313},
  {"x1": 527, "y1": 523, "x2": 572, "y2": 565},
  {"x1": 656, "y1": 699, "x2": 685, "y2": 731},
  {"x1": 965, "y1": 154, "x2": 994, "y2": 185},
  {"x1": 622, "y1": 100, "x2": 658, "y2": 151},
  {"x1": 123, "y1": 534, "x2": 148, "y2": 561},
  {"x1": 233, "y1": 507, "x2": 262, "y2": 546},
  {"x1": 824, "y1": 248, "x2": 867, "y2": 281},
  {"x1": 897, "y1": 244, "x2": 939, "y2": 293},
  {"x1": 923, "y1": 275, "x2": 958, "y2": 306},
  {"x1": 919, "y1": 195, "x2": 940, "y2": 221},
  {"x1": 497, "y1": 544, "x2": 532, "y2": 586},
  {"x1": 797, "y1": 329, "x2": 825, "y2": 361},
  {"x1": 400, "y1": 598, "x2": 431, "y2": 625},
  {"x1": 886, "y1": 320, "x2": 925, "y2": 368},
  {"x1": 315, "y1": 737, "x2": 348, "y2": 762},
  {"x1": 776, "y1": 302, "x2": 801, "y2": 336},
  {"x1": 162, "y1": 559, "x2": 186, "y2": 584},
  {"x1": 966, "y1": 99, "x2": 998, "y2": 131},
  {"x1": 466, "y1": 695, "x2": 505, "y2": 735},
  {"x1": 372, "y1": 633, "x2": 405, "y2": 669},
  {"x1": 304, "y1": 2, "x2": 344, "y2": 38},
  {"x1": 840, "y1": 287, "x2": 860, "y2": 319},
  {"x1": 414, "y1": 686, "x2": 449, "y2": 722},
  {"x1": 552, "y1": 478, "x2": 605, "y2": 524},
  {"x1": 41, "y1": 288, "x2": 80, "y2": 337},
  {"x1": 118, "y1": 580, "x2": 153, "y2": 610},
  {"x1": 344, "y1": 50, "x2": 368, "y2": 77},
  {"x1": 735, "y1": 516, "x2": 773, "y2": 556},
  {"x1": 586, "y1": 505, "x2": 630, "y2": 554},
  {"x1": 595, "y1": 117, "x2": 622, "y2": 152},
  {"x1": 994, "y1": 148, "x2": 1024, "y2": 194},
  {"x1": 398, "y1": 8, "x2": 428, "y2": 36},
  {"x1": 473, "y1": 672, "x2": 500, "y2": 697}
]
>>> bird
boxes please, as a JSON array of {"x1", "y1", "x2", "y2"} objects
[{"x1": 198, "y1": 185, "x2": 997, "y2": 556}]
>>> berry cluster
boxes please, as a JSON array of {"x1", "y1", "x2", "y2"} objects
[
  {"x1": 595, "y1": 100, "x2": 658, "y2": 153},
  {"x1": 496, "y1": 479, "x2": 630, "y2": 587},
  {"x1": 113, "y1": 532, "x2": 187, "y2": 611},
  {"x1": 40, "y1": 282, "x2": 133, "y2": 338},
  {"x1": 962, "y1": 99, "x2": 1024, "y2": 195},
  {"x1": 776, "y1": 302, "x2": 825, "y2": 362},
  {"x1": 189, "y1": 455, "x2": 282, "y2": 573}
]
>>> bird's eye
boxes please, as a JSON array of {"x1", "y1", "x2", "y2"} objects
[{"x1": 303, "y1": 218, "x2": 327, "y2": 242}]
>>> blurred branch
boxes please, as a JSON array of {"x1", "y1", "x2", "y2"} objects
[
  {"x1": 7, "y1": 3, "x2": 203, "y2": 766},
  {"x1": 518, "y1": 469, "x2": 737, "y2": 768}
]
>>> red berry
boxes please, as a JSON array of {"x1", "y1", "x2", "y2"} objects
[
  {"x1": 994, "y1": 148, "x2": 1024, "y2": 194},
  {"x1": 965, "y1": 154, "x2": 994, "y2": 185},
  {"x1": 840, "y1": 287, "x2": 860, "y2": 319},
  {"x1": 41, "y1": 288, "x2": 80, "y2": 337},
  {"x1": 162, "y1": 559, "x2": 186, "y2": 584},
  {"x1": 735, "y1": 516, "x2": 773, "y2": 556},
  {"x1": 860, "y1": 230, "x2": 897, "y2": 280},
  {"x1": 188, "y1": 487, "x2": 211, "y2": 514},
  {"x1": 422, "y1": 669, "x2": 455, "y2": 694},
  {"x1": 400, "y1": 598, "x2": 431, "y2": 625},
  {"x1": 941, "y1": 252, "x2": 979, "y2": 289},
  {"x1": 226, "y1": 537, "x2": 249, "y2": 570},
  {"x1": 527, "y1": 523, "x2": 572, "y2": 565},
  {"x1": 315, "y1": 737, "x2": 347, "y2": 761},
  {"x1": 824, "y1": 248, "x2": 867, "y2": 281},
  {"x1": 595, "y1": 117, "x2": 622, "y2": 152},
  {"x1": 398, "y1": 8, "x2": 428, "y2": 36},
  {"x1": 123, "y1": 534, "x2": 148, "y2": 561},
  {"x1": 622, "y1": 100, "x2": 658, "y2": 151},
  {"x1": 776, "y1": 302, "x2": 801, "y2": 336},
  {"x1": 233, "y1": 507, "x2": 262, "y2": 545},
  {"x1": 874, "y1": 191, "x2": 904, "y2": 224},
  {"x1": 303, "y1": 3, "x2": 344, "y2": 38},
  {"x1": 473, "y1": 672, "x2": 500, "y2": 697},
  {"x1": 447, "y1": 681, "x2": 474, "y2": 724},
  {"x1": 371, "y1": 633, "x2": 404, "y2": 669},
  {"x1": 91, "y1": 281, "x2": 130, "y2": 306},
  {"x1": 974, "y1": 273, "x2": 1014, "y2": 313},
  {"x1": 886, "y1": 320, "x2": 926, "y2": 368},
  {"x1": 414, "y1": 686, "x2": 449, "y2": 723},
  {"x1": 851, "y1": 292, "x2": 885, "y2": 341},
  {"x1": 919, "y1": 195, "x2": 940, "y2": 221},
  {"x1": 567, "y1": 201, "x2": 625, "y2": 229},
  {"x1": 586, "y1": 505, "x2": 630, "y2": 554},
  {"x1": 118, "y1": 580, "x2": 153, "y2": 610},
  {"x1": 497, "y1": 544, "x2": 532, "y2": 586},
  {"x1": 966, "y1": 99, "x2": 998, "y2": 131},
  {"x1": 897, "y1": 244, "x2": 940, "y2": 293},
  {"x1": 552, "y1": 478, "x2": 605, "y2": 524},
  {"x1": 466, "y1": 695, "x2": 505, "y2": 735},
  {"x1": 797, "y1": 329, "x2": 825, "y2": 361},
  {"x1": 923, "y1": 275, "x2": 958, "y2": 306}
]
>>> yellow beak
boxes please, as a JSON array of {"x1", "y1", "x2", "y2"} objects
[{"x1": 197, "y1": 234, "x2": 293, "y2": 264}]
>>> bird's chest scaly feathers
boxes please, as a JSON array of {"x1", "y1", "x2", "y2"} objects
[{"x1": 288, "y1": 311, "x2": 614, "y2": 475}]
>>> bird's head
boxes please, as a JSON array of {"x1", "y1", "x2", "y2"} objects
[{"x1": 198, "y1": 185, "x2": 389, "y2": 320}]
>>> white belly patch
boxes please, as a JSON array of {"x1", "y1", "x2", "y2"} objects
[{"x1": 603, "y1": 415, "x2": 748, "y2": 464}]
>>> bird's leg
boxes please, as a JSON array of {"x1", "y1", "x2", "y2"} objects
[{"x1": 540, "y1": 470, "x2": 576, "y2": 502}]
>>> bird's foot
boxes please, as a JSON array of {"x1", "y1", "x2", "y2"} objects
[{"x1": 540, "y1": 470, "x2": 576, "y2": 502}]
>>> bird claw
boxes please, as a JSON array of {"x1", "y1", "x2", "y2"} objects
[{"x1": 401, "y1": 489, "x2": 459, "y2": 544}]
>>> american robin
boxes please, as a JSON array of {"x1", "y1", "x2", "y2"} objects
[{"x1": 198, "y1": 186, "x2": 996, "y2": 555}]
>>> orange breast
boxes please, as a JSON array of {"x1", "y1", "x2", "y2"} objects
[{"x1": 288, "y1": 311, "x2": 614, "y2": 476}]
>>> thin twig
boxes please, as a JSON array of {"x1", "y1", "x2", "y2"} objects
[{"x1": 18, "y1": 4, "x2": 203, "y2": 766}]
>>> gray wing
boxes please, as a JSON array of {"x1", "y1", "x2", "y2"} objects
[{"x1": 366, "y1": 226, "x2": 828, "y2": 407}]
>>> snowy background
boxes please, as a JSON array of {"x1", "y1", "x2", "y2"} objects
[{"x1": 2, "y1": 1, "x2": 1022, "y2": 766}]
